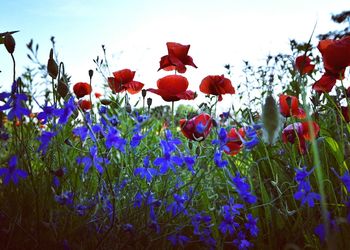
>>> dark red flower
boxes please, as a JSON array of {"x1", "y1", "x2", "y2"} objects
[
  {"x1": 282, "y1": 121, "x2": 319, "y2": 154},
  {"x1": 341, "y1": 106, "x2": 350, "y2": 122},
  {"x1": 158, "y1": 42, "x2": 197, "y2": 73},
  {"x1": 199, "y1": 75, "x2": 235, "y2": 101},
  {"x1": 313, "y1": 36, "x2": 350, "y2": 93},
  {"x1": 279, "y1": 94, "x2": 306, "y2": 119},
  {"x1": 295, "y1": 55, "x2": 315, "y2": 74},
  {"x1": 179, "y1": 113, "x2": 212, "y2": 141},
  {"x1": 147, "y1": 75, "x2": 196, "y2": 102},
  {"x1": 108, "y1": 69, "x2": 144, "y2": 94},
  {"x1": 73, "y1": 82, "x2": 92, "y2": 99},
  {"x1": 224, "y1": 128, "x2": 245, "y2": 156},
  {"x1": 79, "y1": 100, "x2": 92, "y2": 111}
]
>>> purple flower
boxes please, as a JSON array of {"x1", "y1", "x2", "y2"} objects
[
  {"x1": 55, "y1": 191, "x2": 74, "y2": 207},
  {"x1": 0, "y1": 155, "x2": 28, "y2": 185},
  {"x1": 183, "y1": 155, "x2": 196, "y2": 174},
  {"x1": 37, "y1": 103, "x2": 58, "y2": 124},
  {"x1": 214, "y1": 151, "x2": 228, "y2": 168},
  {"x1": 130, "y1": 132, "x2": 145, "y2": 148},
  {"x1": 76, "y1": 146, "x2": 109, "y2": 174},
  {"x1": 294, "y1": 181, "x2": 321, "y2": 207},
  {"x1": 332, "y1": 168, "x2": 350, "y2": 192},
  {"x1": 55, "y1": 97, "x2": 76, "y2": 124},
  {"x1": 105, "y1": 127, "x2": 126, "y2": 153},
  {"x1": 134, "y1": 156, "x2": 158, "y2": 183},
  {"x1": 219, "y1": 198, "x2": 244, "y2": 235},
  {"x1": 154, "y1": 140, "x2": 183, "y2": 174},
  {"x1": 167, "y1": 232, "x2": 190, "y2": 247},
  {"x1": 37, "y1": 131, "x2": 57, "y2": 155},
  {"x1": 245, "y1": 213, "x2": 259, "y2": 237},
  {"x1": 230, "y1": 172, "x2": 257, "y2": 204},
  {"x1": 166, "y1": 193, "x2": 189, "y2": 216},
  {"x1": 233, "y1": 231, "x2": 253, "y2": 250}
]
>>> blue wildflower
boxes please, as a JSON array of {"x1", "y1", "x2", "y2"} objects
[
  {"x1": 183, "y1": 155, "x2": 196, "y2": 174},
  {"x1": 0, "y1": 91, "x2": 30, "y2": 121},
  {"x1": 166, "y1": 193, "x2": 189, "y2": 216},
  {"x1": 214, "y1": 150, "x2": 228, "y2": 168},
  {"x1": 294, "y1": 166, "x2": 320, "y2": 207},
  {"x1": 76, "y1": 145, "x2": 109, "y2": 174},
  {"x1": 105, "y1": 127, "x2": 127, "y2": 153},
  {"x1": 55, "y1": 97, "x2": 76, "y2": 124},
  {"x1": 245, "y1": 213, "x2": 259, "y2": 237},
  {"x1": 212, "y1": 127, "x2": 229, "y2": 151},
  {"x1": 0, "y1": 155, "x2": 28, "y2": 185},
  {"x1": 55, "y1": 191, "x2": 74, "y2": 207},
  {"x1": 219, "y1": 198, "x2": 244, "y2": 235},
  {"x1": 230, "y1": 172, "x2": 257, "y2": 204},
  {"x1": 233, "y1": 231, "x2": 253, "y2": 250},
  {"x1": 154, "y1": 140, "x2": 183, "y2": 174},
  {"x1": 191, "y1": 212, "x2": 212, "y2": 235},
  {"x1": 130, "y1": 132, "x2": 145, "y2": 148},
  {"x1": 37, "y1": 102, "x2": 58, "y2": 124},
  {"x1": 167, "y1": 232, "x2": 190, "y2": 247},
  {"x1": 332, "y1": 168, "x2": 350, "y2": 192},
  {"x1": 37, "y1": 131, "x2": 57, "y2": 154},
  {"x1": 134, "y1": 156, "x2": 158, "y2": 183},
  {"x1": 241, "y1": 126, "x2": 260, "y2": 150}
]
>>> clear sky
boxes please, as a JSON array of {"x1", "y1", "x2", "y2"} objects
[{"x1": 0, "y1": 0, "x2": 349, "y2": 113}]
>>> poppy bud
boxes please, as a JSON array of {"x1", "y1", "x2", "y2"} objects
[
  {"x1": 57, "y1": 79, "x2": 69, "y2": 98},
  {"x1": 4, "y1": 33, "x2": 15, "y2": 54},
  {"x1": 47, "y1": 49, "x2": 58, "y2": 79},
  {"x1": 88, "y1": 69, "x2": 93, "y2": 78},
  {"x1": 147, "y1": 97, "x2": 152, "y2": 107},
  {"x1": 142, "y1": 89, "x2": 147, "y2": 98},
  {"x1": 100, "y1": 99, "x2": 111, "y2": 105},
  {"x1": 262, "y1": 95, "x2": 280, "y2": 145}
]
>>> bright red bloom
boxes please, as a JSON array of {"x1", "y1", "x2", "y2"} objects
[
  {"x1": 108, "y1": 69, "x2": 144, "y2": 94},
  {"x1": 279, "y1": 94, "x2": 306, "y2": 119},
  {"x1": 295, "y1": 55, "x2": 315, "y2": 74},
  {"x1": 79, "y1": 100, "x2": 92, "y2": 111},
  {"x1": 147, "y1": 75, "x2": 196, "y2": 102},
  {"x1": 179, "y1": 113, "x2": 212, "y2": 141},
  {"x1": 224, "y1": 128, "x2": 245, "y2": 156},
  {"x1": 94, "y1": 92, "x2": 102, "y2": 98},
  {"x1": 199, "y1": 75, "x2": 235, "y2": 101},
  {"x1": 73, "y1": 82, "x2": 92, "y2": 99},
  {"x1": 313, "y1": 36, "x2": 350, "y2": 93},
  {"x1": 158, "y1": 42, "x2": 197, "y2": 73},
  {"x1": 282, "y1": 121, "x2": 320, "y2": 154}
]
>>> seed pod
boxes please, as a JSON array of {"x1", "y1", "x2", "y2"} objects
[
  {"x1": 262, "y1": 94, "x2": 280, "y2": 145},
  {"x1": 142, "y1": 89, "x2": 147, "y2": 98},
  {"x1": 47, "y1": 49, "x2": 58, "y2": 79},
  {"x1": 4, "y1": 32, "x2": 15, "y2": 54}
]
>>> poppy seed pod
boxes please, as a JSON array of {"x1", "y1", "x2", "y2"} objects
[
  {"x1": 4, "y1": 32, "x2": 15, "y2": 54},
  {"x1": 47, "y1": 49, "x2": 58, "y2": 79},
  {"x1": 57, "y1": 79, "x2": 69, "y2": 98},
  {"x1": 142, "y1": 89, "x2": 147, "y2": 98},
  {"x1": 88, "y1": 69, "x2": 93, "y2": 78},
  {"x1": 262, "y1": 94, "x2": 280, "y2": 145},
  {"x1": 100, "y1": 99, "x2": 111, "y2": 105},
  {"x1": 147, "y1": 97, "x2": 152, "y2": 107}
]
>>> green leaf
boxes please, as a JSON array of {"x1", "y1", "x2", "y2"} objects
[{"x1": 324, "y1": 136, "x2": 344, "y2": 167}]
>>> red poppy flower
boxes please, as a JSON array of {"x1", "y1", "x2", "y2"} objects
[
  {"x1": 108, "y1": 69, "x2": 144, "y2": 94},
  {"x1": 79, "y1": 100, "x2": 92, "y2": 111},
  {"x1": 295, "y1": 55, "x2": 315, "y2": 75},
  {"x1": 158, "y1": 42, "x2": 197, "y2": 73},
  {"x1": 282, "y1": 121, "x2": 319, "y2": 154},
  {"x1": 147, "y1": 75, "x2": 196, "y2": 102},
  {"x1": 313, "y1": 36, "x2": 350, "y2": 93},
  {"x1": 224, "y1": 128, "x2": 245, "y2": 156},
  {"x1": 179, "y1": 113, "x2": 212, "y2": 141},
  {"x1": 199, "y1": 75, "x2": 235, "y2": 101},
  {"x1": 279, "y1": 94, "x2": 306, "y2": 119},
  {"x1": 73, "y1": 82, "x2": 92, "y2": 99},
  {"x1": 95, "y1": 92, "x2": 102, "y2": 98}
]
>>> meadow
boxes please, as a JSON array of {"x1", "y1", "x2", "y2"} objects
[{"x1": 0, "y1": 12, "x2": 350, "y2": 249}]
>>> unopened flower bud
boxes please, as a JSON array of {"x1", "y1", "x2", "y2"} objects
[
  {"x1": 100, "y1": 99, "x2": 111, "y2": 105},
  {"x1": 142, "y1": 89, "x2": 147, "y2": 98},
  {"x1": 125, "y1": 103, "x2": 132, "y2": 113},
  {"x1": 147, "y1": 97, "x2": 152, "y2": 107},
  {"x1": 47, "y1": 49, "x2": 58, "y2": 79},
  {"x1": 4, "y1": 33, "x2": 15, "y2": 54},
  {"x1": 262, "y1": 94, "x2": 280, "y2": 145},
  {"x1": 88, "y1": 69, "x2": 93, "y2": 78},
  {"x1": 57, "y1": 78, "x2": 69, "y2": 98}
]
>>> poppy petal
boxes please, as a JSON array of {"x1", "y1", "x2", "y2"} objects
[
  {"x1": 313, "y1": 72, "x2": 337, "y2": 93},
  {"x1": 112, "y1": 69, "x2": 135, "y2": 84},
  {"x1": 157, "y1": 75, "x2": 189, "y2": 94},
  {"x1": 124, "y1": 81, "x2": 144, "y2": 94}
]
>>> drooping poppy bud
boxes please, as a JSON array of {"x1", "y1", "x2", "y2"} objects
[
  {"x1": 147, "y1": 97, "x2": 152, "y2": 107},
  {"x1": 4, "y1": 32, "x2": 15, "y2": 54},
  {"x1": 73, "y1": 82, "x2": 92, "y2": 99},
  {"x1": 100, "y1": 99, "x2": 111, "y2": 105},
  {"x1": 88, "y1": 69, "x2": 93, "y2": 79},
  {"x1": 47, "y1": 49, "x2": 58, "y2": 79},
  {"x1": 262, "y1": 95, "x2": 280, "y2": 145},
  {"x1": 57, "y1": 78, "x2": 69, "y2": 98},
  {"x1": 180, "y1": 113, "x2": 212, "y2": 141}
]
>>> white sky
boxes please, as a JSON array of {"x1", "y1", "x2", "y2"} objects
[{"x1": 0, "y1": 0, "x2": 349, "y2": 113}]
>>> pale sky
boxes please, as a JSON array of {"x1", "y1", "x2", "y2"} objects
[{"x1": 0, "y1": 0, "x2": 349, "y2": 113}]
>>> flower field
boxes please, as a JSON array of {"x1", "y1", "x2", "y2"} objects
[{"x1": 1, "y1": 12, "x2": 350, "y2": 249}]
